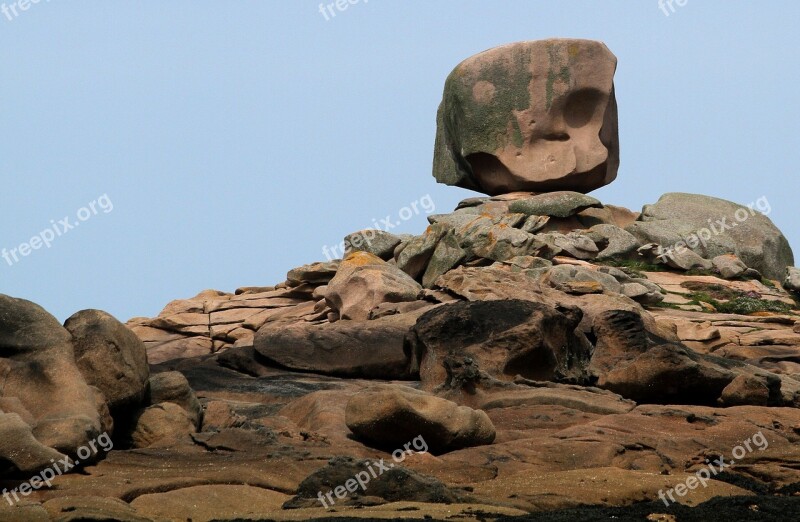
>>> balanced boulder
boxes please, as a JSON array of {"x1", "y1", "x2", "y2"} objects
[{"x1": 433, "y1": 39, "x2": 619, "y2": 195}]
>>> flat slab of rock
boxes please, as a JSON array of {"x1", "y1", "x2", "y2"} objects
[
  {"x1": 254, "y1": 310, "x2": 429, "y2": 379},
  {"x1": 508, "y1": 191, "x2": 603, "y2": 218}
]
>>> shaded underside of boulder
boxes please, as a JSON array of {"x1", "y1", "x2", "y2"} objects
[
  {"x1": 345, "y1": 384, "x2": 496, "y2": 454},
  {"x1": 408, "y1": 299, "x2": 592, "y2": 389}
]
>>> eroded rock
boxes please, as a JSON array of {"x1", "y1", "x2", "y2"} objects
[
  {"x1": 345, "y1": 385, "x2": 496, "y2": 454},
  {"x1": 434, "y1": 39, "x2": 619, "y2": 195}
]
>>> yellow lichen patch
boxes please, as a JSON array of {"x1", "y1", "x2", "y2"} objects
[
  {"x1": 343, "y1": 251, "x2": 384, "y2": 267},
  {"x1": 568, "y1": 43, "x2": 580, "y2": 57}
]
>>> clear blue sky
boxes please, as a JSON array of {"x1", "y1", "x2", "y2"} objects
[{"x1": 2, "y1": 1, "x2": 798, "y2": 322}]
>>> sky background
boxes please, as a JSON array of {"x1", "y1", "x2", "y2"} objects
[{"x1": 2, "y1": 1, "x2": 798, "y2": 322}]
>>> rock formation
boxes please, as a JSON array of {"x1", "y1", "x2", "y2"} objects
[
  {"x1": 433, "y1": 39, "x2": 619, "y2": 195},
  {"x1": 2, "y1": 39, "x2": 800, "y2": 521}
]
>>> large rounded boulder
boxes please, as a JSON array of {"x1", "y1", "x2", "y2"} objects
[
  {"x1": 433, "y1": 39, "x2": 618, "y2": 195},
  {"x1": 625, "y1": 193, "x2": 793, "y2": 280},
  {"x1": 0, "y1": 295, "x2": 104, "y2": 461},
  {"x1": 65, "y1": 309, "x2": 150, "y2": 414}
]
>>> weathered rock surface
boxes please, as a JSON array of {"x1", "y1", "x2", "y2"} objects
[
  {"x1": 627, "y1": 193, "x2": 794, "y2": 279},
  {"x1": 598, "y1": 343, "x2": 786, "y2": 406},
  {"x1": 344, "y1": 229, "x2": 402, "y2": 260},
  {"x1": 254, "y1": 310, "x2": 427, "y2": 379},
  {"x1": 325, "y1": 251, "x2": 422, "y2": 321},
  {"x1": 0, "y1": 295, "x2": 103, "y2": 465},
  {"x1": 345, "y1": 385, "x2": 496, "y2": 454},
  {"x1": 434, "y1": 39, "x2": 619, "y2": 195},
  {"x1": 507, "y1": 191, "x2": 603, "y2": 218},
  {"x1": 408, "y1": 299, "x2": 591, "y2": 388},
  {"x1": 65, "y1": 309, "x2": 149, "y2": 413},
  {"x1": 284, "y1": 455, "x2": 462, "y2": 509},
  {"x1": 130, "y1": 402, "x2": 195, "y2": 449},
  {"x1": 147, "y1": 371, "x2": 203, "y2": 429},
  {"x1": 786, "y1": 266, "x2": 800, "y2": 293}
]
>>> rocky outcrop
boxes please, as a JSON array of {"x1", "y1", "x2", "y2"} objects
[
  {"x1": 325, "y1": 251, "x2": 422, "y2": 321},
  {"x1": 626, "y1": 193, "x2": 794, "y2": 279},
  {"x1": 0, "y1": 295, "x2": 105, "y2": 467},
  {"x1": 254, "y1": 310, "x2": 427, "y2": 379},
  {"x1": 5, "y1": 38, "x2": 800, "y2": 521}
]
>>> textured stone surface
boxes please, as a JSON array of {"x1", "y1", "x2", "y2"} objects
[
  {"x1": 130, "y1": 402, "x2": 195, "y2": 449},
  {"x1": 65, "y1": 309, "x2": 149, "y2": 413},
  {"x1": 254, "y1": 311, "x2": 425, "y2": 379},
  {"x1": 344, "y1": 229, "x2": 403, "y2": 260},
  {"x1": 325, "y1": 251, "x2": 422, "y2": 321},
  {"x1": 627, "y1": 193, "x2": 794, "y2": 279},
  {"x1": 409, "y1": 299, "x2": 591, "y2": 388},
  {"x1": 284, "y1": 455, "x2": 461, "y2": 509},
  {"x1": 786, "y1": 266, "x2": 800, "y2": 292},
  {"x1": 0, "y1": 294, "x2": 103, "y2": 464},
  {"x1": 147, "y1": 371, "x2": 203, "y2": 429},
  {"x1": 434, "y1": 39, "x2": 618, "y2": 195},
  {"x1": 508, "y1": 191, "x2": 603, "y2": 218},
  {"x1": 345, "y1": 385, "x2": 496, "y2": 454}
]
